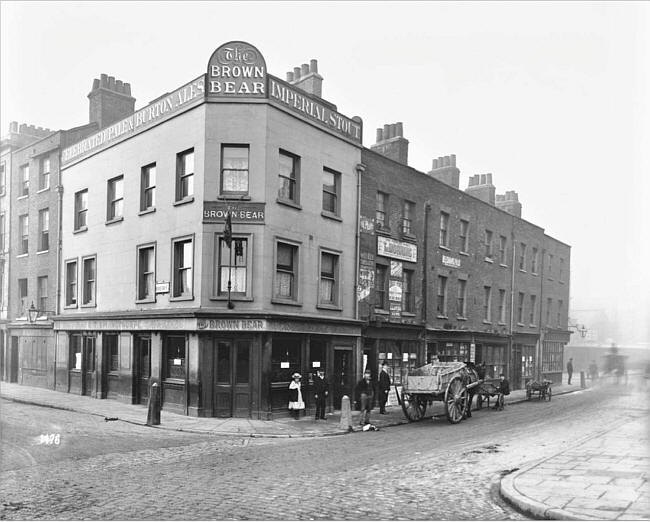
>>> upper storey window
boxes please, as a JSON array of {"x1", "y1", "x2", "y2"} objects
[
  {"x1": 176, "y1": 149, "x2": 194, "y2": 202},
  {"x1": 221, "y1": 145, "x2": 249, "y2": 196},
  {"x1": 20, "y1": 164, "x2": 29, "y2": 196},
  {"x1": 277, "y1": 150, "x2": 300, "y2": 205},
  {"x1": 107, "y1": 176, "x2": 124, "y2": 222},
  {"x1": 322, "y1": 168, "x2": 340, "y2": 217},
  {"x1": 376, "y1": 192, "x2": 388, "y2": 229}
]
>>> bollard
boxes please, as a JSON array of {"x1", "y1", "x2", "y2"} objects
[
  {"x1": 580, "y1": 371, "x2": 586, "y2": 389},
  {"x1": 146, "y1": 381, "x2": 161, "y2": 426},
  {"x1": 339, "y1": 395, "x2": 353, "y2": 432}
]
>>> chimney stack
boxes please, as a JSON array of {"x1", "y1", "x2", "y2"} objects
[
  {"x1": 371, "y1": 122, "x2": 409, "y2": 165},
  {"x1": 496, "y1": 190, "x2": 522, "y2": 217},
  {"x1": 428, "y1": 154, "x2": 460, "y2": 188},
  {"x1": 286, "y1": 59, "x2": 323, "y2": 98},
  {"x1": 88, "y1": 73, "x2": 136, "y2": 129},
  {"x1": 465, "y1": 173, "x2": 496, "y2": 205}
]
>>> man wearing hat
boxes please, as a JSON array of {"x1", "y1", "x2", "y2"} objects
[
  {"x1": 378, "y1": 362, "x2": 391, "y2": 414},
  {"x1": 355, "y1": 369, "x2": 375, "y2": 426},
  {"x1": 313, "y1": 368, "x2": 329, "y2": 421}
]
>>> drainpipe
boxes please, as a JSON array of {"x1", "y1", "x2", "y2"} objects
[
  {"x1": 422, "y1": 202, "x2": 431, "y2": 360},
  {"x1": 508, "y1": 223, "x2": 516, "y2": 382},
  {"x1": 54, "y1": 153, "x2": 64, "y2": 392},
  {"x1": 354, "y1": 163, "x2": 366, "y2": 321},
  {"x1": 537, "y1": 248, "x2": 546, "y2": 382}
]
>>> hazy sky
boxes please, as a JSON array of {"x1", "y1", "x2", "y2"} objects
[{"x1": 2, "y1": 1, "x2": 648, "y2": 343}]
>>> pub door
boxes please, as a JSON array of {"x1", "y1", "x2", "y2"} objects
[
  {"x1": 511, "y1": 344, "x2": 522, "y2": 390},
  {"x1": 134, "y1": 335, "x2": 151, "y2": 404},
  {"x1": 82, "y1": 336, "x2": 97, "y2": 396},
  {"x1": 332, "y1": 347, "x2": 353, "y2": 410},
  {"x1": 214, "y1": 339, "x2": 251, "y2": 418}
]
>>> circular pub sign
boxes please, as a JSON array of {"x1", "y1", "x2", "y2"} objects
[{"x1": 206, "y1": 41, "x2": 267, "y2": 98}]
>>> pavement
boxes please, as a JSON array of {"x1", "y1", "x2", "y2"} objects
[{"x1": 2, "y1": 375, "x2": 648, "y2": 520}]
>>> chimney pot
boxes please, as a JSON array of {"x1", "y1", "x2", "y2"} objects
[
  {"x1": 396, "y1": 122, "x2": 403, "y2": 137},
  {"x1": 9, "y1": 121, "x2": 18, "y2": 133},
  {"x1": 124, "y1": 83, "x2": 131, "y2": 95},
  {"x1": 310, "y1": 59, "x2": 318, "y2": 73},
  {"x1": 444, "y1": 156, "x2": 450, "y2": 167},
  {"x1": 108, "y1": 76, "x2": 116, "y2": 90},
  {"x1": 92, "y1": 78, "x2": 100, "y2": 90},
  {"x1": 487, "y1": 173, "x2": 492, "y2": 184},
  {"x1": 116, "y1": 79, "x2": 123, "y2": 92},
  {"x1": 376, "y1": 128, "x2": 383, "y2": 143},
  {"x1": 451, "y1": 154, "x2": 456, "y2": 166},
  {"x1": 100, "y1": 73, "x2": 108, "y2": 87},
  {"x1": 301, "y1": 63, "x2": 309, "y2": 76},
  {"x1": 286, "y1": 71, "x2": 294, "y2": 82},
  {"x1": 383, "y1": 124, "x2": 390, "y2": 138},
  {"x1": 432, "y1": 158, "x2": 438, "y2": 169},
  {"x1": 293, "y1": 67, "x2": 301, "y2": 80}
]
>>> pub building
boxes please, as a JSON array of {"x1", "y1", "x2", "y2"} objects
[{"x1": 54, "y1": 42, "x2": 364, "y2": 418}]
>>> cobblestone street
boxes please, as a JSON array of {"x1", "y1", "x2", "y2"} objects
[{"x1": 1, "y1": 388, "x2": 644, "y2": 520}]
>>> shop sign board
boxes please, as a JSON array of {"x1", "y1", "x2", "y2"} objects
[
  {"x1": 377, "y1": 236, "x2": 417, "y2": 263},
  {"x1": 155, "y1": 281, "x2": 170, "y2": 294},
  {"x1": 206, "y1": 41, "x2": 266, "y2": 98},
  {"x1": 197, "y1": 318, "x2": 267, "y2": 331},
  {"x1": 203, "y1": 202, "x2": 266, "y2": 223},
  {"x1": 389, "y1": 281, "x2": 403, "y2": 302},
  {"x1": 442, "y1": 255, "x2": 461, "y2": 268},
  {"x1": 390, "y1": 260, "x2": 403, "y2": 278}
]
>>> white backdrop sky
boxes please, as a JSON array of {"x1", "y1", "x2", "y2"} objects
[{"x1": 2, "y1": 1, "x2": 648, "y2": 344}]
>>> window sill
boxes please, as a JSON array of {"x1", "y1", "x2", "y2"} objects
[
  {"x1": 457, "y1": 316, "x2": 467, "y2": 321},
  {"x1": 210, "y1": 295, "x2": 253, "y2": 302},
  {"x1": 81, "y1": 303, "x2": 97, "y2": 308},
  {"x1": 105, "y1": 217, "x2": 124, "y2": 226},
  {"x1": 482, "y1": 320, "x2": 492, "y2": 325},
  {"x1": 64, "y1": 304, "x2": 78, "y2": 309},
  {"x1": 276, "y1": 198, "x2": 302, "y2": 210},
  {"x1": 17, "y1": 195, "x2": 28, "y2": 201},
  {"x1": 173, "y1": 196, "x2": 194, "y2": 207},
  {"x1": 69, "y1": 369, "x2": 81, "y2": 373},
  {"x1": 139, "y1": 208, "x2": 156, "y2": 216},
  {"x1": 374, "y1": 309, "x2": 389, "y2": 315},
  {"x1": 73, "y1": 226, "x2": 88, "y2": 235},
  {"x1": 37, "y1": 250, "x2": 49, "y2": 255},
  {"x1": 218, "y1": 195, "x2": 251, "y2": 201},
  {"x1": 136, "y1": 298, "x2": 156, "y2": 304},
  {"x1": 547, "y1": 277, "x2": 554, "y2": 281},
  {"x1": 459, "y1": 251, "x2": 469, "y2": 257},
  {"x1": 401, "y1": 311, "x2": 416, "y2": 317},
  {"x1": 519, "y1": 269, "x2": 527, "y2": 273},
  {"x1": 437, "y1": 315, "x2": 448, "y2": 320},
  {"x1": 37, "y1": 187, "x2": 50, "y2": 194},
  {"x1": 16, "y1": 253, "x2": 28, "y2": 258},
  {"x1": 484, "y1": 257, "x2": 494, "y2": 263},
  {"x1": 163, "y1": 378, "x2": 186, "y2": 385},
  {"x1": 316, "y1": 303, "x2": 343, "y2": 311},
  {"x1": 170, "y1": 295, "x2": 194, "y2": 302},
  {"x1": 401, "y1": 232, "x2": 417, "y2": 241},
  {"x1": 516, "y1": 322, "x2": 525, "y2": 327},
  {"x1": 375, "y1": 226, "x2": 391, "y2": 235},
  {"x1": 529, "y1": 324, "x2": 537, "y2": 328},
  {"x1": 559, "y1": 280, "x2": 565, "y2": 285},
  {"x1": 500, "y1": 263, "x2": 508, "y2": 268},
  {"x1": 321, "y1": 211, "x2": 342, "y2": 222},
  {"x1": 438, "y1": 245, "x2": 450, "y2": 251},
  {"x1": 498, "y1": 322, "x2": 507, "y2": 326},
  {"x1": 531, "y1": 272, "x2": 539, "y2": 276},
  {"x1": 271, "y1": 298, "x2": 302, "y2": 307}
]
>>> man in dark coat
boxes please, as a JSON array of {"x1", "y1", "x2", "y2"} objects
[
  {"x1": 567, "y1": 357, "x2": 574, "y2": 385},
  {"x1": 378, "y1": 362, "x2": 391, "y2": 414},
  {"x1": 313, "y1": 368, "x2": 329, "y2": 420},
  {"x1": 355, "y1": 369, "x2": 374, "y2": 426},
  {"x1": 494, "y1": 373, "x2": 510, "y2": 411}
]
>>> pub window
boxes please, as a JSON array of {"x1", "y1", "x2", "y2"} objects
[
  {"x1": 136, "y1": 335, "x2": 151, "y2": 379},
  {"x1": 74, "y1": 189, "x2": 88, "y2": 231},
  {"x1": 402, "y1": 200, "x2": 414, "y2": 235},
  {"x1": 82, "y1": 255, "x2": 96, "y2": 306},
  {"x1": 322, "y1": 167, "x2": 341, "y2": 216},
  {"x1": 457, "y1": 279, "x2": 467, "y2": 317},
  {"x1": 175, "y1": 148, "x2": 194, "y2": 201},
  {"x1": 106, "y1": 175, "x2": 124, "y2": 222},
  {"x1": 65, "y1": 260, "x2": 77, "y2": 307},
  {"x1": 69, "y1": 335, "x2": 82, "y2": 370},
  {"x1": 483, "y1": 285, "x2": 492, "y2": 322},
  {"x1": 437, "y1": 275, "x2": 448, "y2": 317},
  {"x1": 271, "y1": 339, "x2": 301, "y2": 383},
  {"x1": 37, "y1": 275, "x2": 48, "y2": 314},
  {"x1": 274, "y1": 241, "x2": 298, "y2": 301},
  {"x1": 376, "y1": 191, "x2": 388, "y2": 229},
  {"x1": 19, "y1": 164, "x2": 29, "y2": 196},
  {"x1": 216, "y1": 236, "x2": 248, "y2": 297},
  {"x1": 221, "y1": 145, "x2": 249, "y2": 196},
  {"x1": 439, "y1": 211, "x2": 449, "y2": 247},
  {"x1": 39, "y1": 156, "x2": 50, "y2": 191},
  {"x1": 140, "y1": 163, "x2": 156, "y2": 212},
  {"x1": 136, "y1": 243, "x2": 156, "y2": 302},
  {"x1": 278, "y1": 150, "x2": 300, "y2": 204},
  {"x1": 106, "y1": 333, "x2": 119, "y2": 372},
  {"x1": 172, "y1": 236, "x2": 193, "y2": 299},
  {"x1": 38, "y1": 208, "x2": 49, "y2": 252},
  {"x1": 164, "y1": 335, "x2": 186, "y2": 380},
  {"x1": 19, "y1": 214, "x2": 28, "y2": 254},
  {"x1": 319, "y1": 250, "x2": 339, "y2": 307},
  {"x1": 459, "y1": 219, "x2": 469, "y2": 253},
  {"x1": 375, "y1": 264, "x2": 388, "y2": 310},
  {"x1": 402, "y1": 269, "x2": 414, "y2": 313}
]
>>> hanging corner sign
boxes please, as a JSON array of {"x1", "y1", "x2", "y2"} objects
[{"x1": 207, "y1": 41, "x2": 267, "y2": 98}]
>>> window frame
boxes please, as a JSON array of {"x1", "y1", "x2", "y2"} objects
[
  {"x1": 38, "y1": 208, "x2": 49, "y2": 252},
  {"x1": 19, "y1": 164, "x2": 29, "y2": 197},
  {"x1": 0, "y1": 161, "x2": 5, "y2": 195},
  {"x1": 175, "y1": 148, "x2": 195, "y2": 203},
  {"x1": 402, "y1": 200, "x2": 414, "y2": 236},
  {"x1": 376, "y1": 191, "x2": 388, "y2": 229},
  {"x1": 140, "y1": 163, "x2": 156, "y2": 213},
  {"x1": 402, "y1": 269, "x2": 414, "y2": 313},
  {"x1": 499, "y1": 235, "x2": 508, "y2": 265},
  {"x1": 74, "y1": 189, "x2": 89, "y2": 232},
  {"x1": 483, "y1": 285, "x2": 492, "y2": 323},
  {"x1": 81, "y1": 255, "x2": 97, "y2": 307},
  {"x1": 106, "y1": 175, "x2": 124, "y2": 223},
  {"x1": 317, "y1": 248, "x2": 341, "y2": 309},
  {"x1": 214, "y1": 234, "x2": 252, "y2": 300},
  {"x1": 136, "y1": 242, "x2": 156, "y2": 303},
  {"x1": 456, "y1": 278, "x2": 467, "y2": 318},
  {"x1": 439, "y1": 211, "x2": 450, "y2": 248},
  {"x1": 484, "y1": 229, "x2": 493, "y2": 259},
  {"x1": 18, "y1": 278, "x2": 28, "y2": 316},
  {"x1": 277, "y1": 149, "x2": 300, "y2": 206},
  {"x1": 322, "y1": 167, "x2": 341, "y2": 218},
  {"x1": 106, "y1": 333, "x2": 120, "y2": 373},
  {"x1": 18, "y1": 214, "x2": 29, "y2": 255},
  {"x1": 436, "y1": 275, "x2": 448, "y2": 318},
  {"x1": 531, "y1": 247, "x2": 539, "y2": 274},
  {"x1": 220, "y1": 144, "x2": 250, "y2": 197},
  {"x1": 171, "y1": 234, "x2": 194, "y2": 301},
  {"x1": 459, "y1": 219, "x2": 469, "y2": 253},
  {"x1": 517, "y1": 292, "x2": 525, "y2": 325},
  {"x1": 374, "y1": 264, "x2": 388, "y2": 311},
  {"x1": 272, "y1": 239, "x2": 300, "y2": 304},
  {"x1": 39, "y1": 156, "x2": 51, "y2": 191},
  {"x1": 498, "y1": 288, "x2": 507, "y2": 324},
  {"x1": 519, "y1": 242, "x2": 527, "y2": 271},
  {"x1": 529, "y1": 294, "x2": 537, "y2": 326},
  {"x1": 65, "y1": 258, "x2": 78, "y2": 308},
  {"x1": 36, "y1": 275, "x2": 48, "y2": 316}
]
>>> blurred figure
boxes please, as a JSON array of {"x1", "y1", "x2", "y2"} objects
[
  {"x1": 589, "y1": 360, "x2": 599, "y2": 381},
  {"x1": 567, "y1": 357, "x2": 574, "y2": 385}
]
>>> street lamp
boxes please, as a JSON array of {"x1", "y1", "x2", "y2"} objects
[
  {"x1": 568, "y1": 323, "x2": 588, "y2": 338},
  {"x1": 27, "y1": 302, "x2": 39, "y2": 323}
]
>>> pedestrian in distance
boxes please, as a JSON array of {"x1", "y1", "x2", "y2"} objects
[
  {"x1": 355, "y1": 369, "x2": 374, "y2": 426},
  {"x1": 313, "y1": 368, "x2": 329, "y2": 421},
  {"x1": 567, "y1": 357, "x2": 574, "y2": 385},
  {"x1": 589, "y1": 360, "x2": 599, "y2": 381},
  {"x1": 288, "y1": 372, "x2": 305, "y2": 419},
  {"x1": 494, "y1": 373, "x2": 510, "y2": 411},
  {"x1": 378, "y1": 362, "x2": 391, "y2": 414}
]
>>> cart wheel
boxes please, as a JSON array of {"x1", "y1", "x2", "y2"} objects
[
  {"x1": 546, "y1": 387, "x2": 552, "y2": 401},
  {"x1": 401, "y1": 393, "x2": 427, "y2": 422},
  {"x1": 476, "y1": 394, "x2": 484, "y2": 410},
  {"x1": 526, "y1": 387, "x2": 532, "y2": 400},
  {"x1": 445, "y1": 377, "x2": 468, "y2": 424}
]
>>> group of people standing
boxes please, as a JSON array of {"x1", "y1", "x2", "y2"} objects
[{"x1": 287, "y1": 362, "x2": 393, "y2": 425}]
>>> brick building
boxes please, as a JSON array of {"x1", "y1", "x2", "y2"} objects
[{"x1": 359, "y1": 124, "x2": 571, "y2": 388}]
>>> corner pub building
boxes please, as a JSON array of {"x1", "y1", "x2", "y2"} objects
[{"x1": 54, "y1": 42, "x2": 364, "y2": 418}]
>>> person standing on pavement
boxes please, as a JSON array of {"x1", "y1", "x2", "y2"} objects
[
  {"x1": 378, "y1": 362, "x2": 391, "y2": 414},
  {"x1": 567, "y1": 357, "x2": 574, "y2": 385},
  {"x1": 494, "y1": 373, "x2": 510, "y2": 411},
  {"x1": 313, "y1": 368, "x2": 328, "y2": 421},
  {"x1": 288, "y1": 372, "x2": 305, "y2": 419},
  {"x1": 355, "y1": 369, "x2": 374, "y2": 426}
]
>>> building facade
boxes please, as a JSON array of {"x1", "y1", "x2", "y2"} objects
[{"x1": 53, "y1": 42, "x2": 364, "y2": 418}]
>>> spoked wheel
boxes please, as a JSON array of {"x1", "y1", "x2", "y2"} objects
[
  {"x1": 401, "y1": 393, "x2": 427, "y2": 422},
  {"x1": 526, "y1": 387, "x2": 532, "y2": 400},
  {"x1": 545, "y1": 386, "x2": 552, "y2": 401},
  {"x1": 445, "y1": 377, "x2": 469, "y2": 424},
  {"x1": 476, "y1": 394, "x2": 484, "y2": 410}
]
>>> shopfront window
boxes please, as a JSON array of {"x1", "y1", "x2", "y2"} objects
[
  {"x1": 165, "y1": 335, "x2": 186, "y2": 379},
  {"x1": 271, "y1": 338, "x2": 301, "y2": 383},
  {"x1": 70, "y1": 335, "x2": 82, "y2": 370},
  {"x1": 482, "y1": 344, "x2": 507, "y2": 379},
  {"x1": 521, "y1": 345, "x2": 536, "y2": 379},
  {"x1": 428, "y1": 342, "x2": 471, "y2": 363},
  {"x1": 377, "y1": 340, "x2": 417, "y2": 386}
]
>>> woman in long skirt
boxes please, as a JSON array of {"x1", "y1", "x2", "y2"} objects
[{"x1": 288, "y1": 372, "x2": 305, "y2": 419}]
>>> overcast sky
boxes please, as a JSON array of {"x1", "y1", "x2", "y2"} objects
[{"x1": 2, "y1": 1, "x2": 648, "y2": 344}]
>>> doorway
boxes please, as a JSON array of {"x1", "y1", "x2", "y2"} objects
[
  {"x1": 332, "y1": 347, "x2": 353, "y2": 409},
  {"x1": 134, "y1": 334, "x2": 151, "y2": 404},
  {"x1": 213, "y1": 339, "x2": 251, "y2": 418},
  {"x1": 511, "y1": 344, "x2": 522, "y2": 389},
  {"x1": 82, "y1": 336, "x2": 96, "y2": 396}
]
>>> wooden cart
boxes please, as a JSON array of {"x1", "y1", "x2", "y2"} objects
[
  {"x1": 396, "y1": 361, "x2": 482, "y2": 424},
  {"x1": 525, "y1": 378, "x2": 552, "y2": 401}
]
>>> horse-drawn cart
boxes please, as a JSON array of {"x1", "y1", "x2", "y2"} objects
[
  {"x1": 525, "y1": 378, "x2": 552, "y2": 401},
  {"x1": 395, "y1": 361, "x2": 482, "y2": 424}
]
